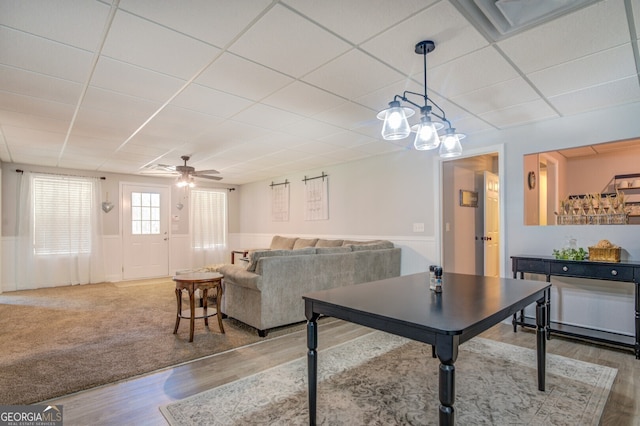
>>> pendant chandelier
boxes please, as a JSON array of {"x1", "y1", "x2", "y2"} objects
[{"x1": 377, "y1": 40, "x2": 465, "y2": 158}]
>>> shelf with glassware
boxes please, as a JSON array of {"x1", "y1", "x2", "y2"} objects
[{"x1": 556, "y1": 172, "x2": 640, "y2": 225}]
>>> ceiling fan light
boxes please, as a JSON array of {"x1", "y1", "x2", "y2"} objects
[
  {"x1": 377, "y1": 100, "x2": 414, "y2": 140},
  {"x1": 439, "y1": 128, "x2": 464, "y2": 158},
  {"x1": 412, "y1": 114, "x2": 444, "y2": 150}
]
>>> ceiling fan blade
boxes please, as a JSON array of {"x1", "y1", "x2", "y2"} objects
[
  {"x1": 195, "y1": 174, "x2": 223, "y2": 181},
  {"x1": 192, "y1": 169, "x2": 220, "y2": 175}
]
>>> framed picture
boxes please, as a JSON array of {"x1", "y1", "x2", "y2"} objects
[{"x1": 459, "y1": 189, "x2": 478, "y2": 207}]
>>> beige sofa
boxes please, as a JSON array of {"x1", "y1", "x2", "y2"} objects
[{"x1": 218, "y1": 236, "x2": 401, "y2": 336}]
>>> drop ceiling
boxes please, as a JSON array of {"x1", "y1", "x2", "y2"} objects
[{"x1": 1, "y1": 0, "x2": 639, "y2": 184}]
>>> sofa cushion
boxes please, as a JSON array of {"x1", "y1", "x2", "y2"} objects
[
  {"x1": 246, "y1": 249, "x2": 289, "y2": 272},
  {"x1": 287, "y1": 247, "x2": 316, "y2": 255},
  {"x1": 293, "y1": 238, "x2": 318, "y2": 249},
  {"x1": 270, "y1": 235, "x2": 298, "y2": 250},
  {"x1": 350, "y1": 242, "x2": 394, "y2": 251},
  {"x1": 316, "y1": 239, "x2": 344, "y2": 247},
  {"x1": 316, "y1": 246, "x2": 352, "y2": 254}
]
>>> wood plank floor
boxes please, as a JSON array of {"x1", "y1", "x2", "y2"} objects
[{"x1": 46, "y1": 320, "x2": 639, "y2": 426}]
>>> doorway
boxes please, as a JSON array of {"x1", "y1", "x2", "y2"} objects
[
  {"x1": 121, "y1": 183, "x2": 171, "y2": 280},
  {"x1": 440, "y1": 152, "x2": 502, "y2": 277}
]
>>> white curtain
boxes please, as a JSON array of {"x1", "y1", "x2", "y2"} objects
[
  {"x1": 190, "y1": 189, "x2": 228, "y2": 267},
  {"x1": 14, "y1": 172, "x2": 106, "y2": 290}
]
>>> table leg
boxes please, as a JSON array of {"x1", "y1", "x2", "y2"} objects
[
  {"x1": 536, "y1": 296, "x2": 547, "y2": 391},
  {"x1": 202, "y1": 288, "x2": 209, "y2": 327},
  {"x1": 306, "y1": 313, "x2": 320, "y2": 426},
  {"x1": 436, "y1": 336, "x2": 459, "y2": 426},
  {"x1": 189, "y1": 288, "x2": 195, "y2": 343},
  {"x1": 173, "y1": 288, "x2": 181, "y2": 334},
  {"x1": 634, "y1": 282, "x2": 639, "y2": 359},
  {"x1": 216, "y1": 280, "x2": 225, "y2": 333}
]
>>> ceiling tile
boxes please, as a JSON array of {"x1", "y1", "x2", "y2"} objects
[
  {"x1": 0, "y1": 27, "x2": 93, "y2": 82},
  {"x1": 312, "y1": 102, "x2": 376, "y2": 130},
  {"x1": 82, "y1": 87, "x2": 161, "y2": 121},
  {"x1": 281, "y1": 118, "x2": 343, "y2": 140},
  {"x1": 137, "y1": 105, "x2": 225, "y2": 141},
  {"x1": 228, "y1": 4, "x2": 351, "y2": 78},
  {"x1": 262, "y1": 82, "x2": 345, "y2": 117},
  {"x1": 73, "y1": 107, "x2": 146, "y2": 140},
  {"x1": 0, "y1": 65, "x2": 81, "y2": 105},
  {"x1": 171, "y1": 84, "x2": 254, "y2": 118},
  {"x1": 102, "y1": 10, "x2": 221, "y2": 79},
  {"x1": 361, "y1": 1, "x2": 489, "y2": 74},
  {"x1": 479, "y1": 99, "x2": 559, "y2": 128},
  {"x1": 497, "y1": 0, "x2": 630, "y2": 73},
  {"x1": 3, "y1": 125, "x2": 65, "y2": 152},
  {"x1": 528, "y1": 44, "x2": 638, "y2": 97},
  {"x1": 319, "y1": 131, "x2": 376, "y2": 148},
  {"x1": 451, "y1": 78, "x2": 541, "y2": 114},
  {"x1": 118, "y1": 0, "x2": 272, "y2": 47},
  {"x1": 231, "y1": 103, "x2": 305, "y2": 131},
  {"x1": 303, "y1": 50, "x2": 405, "y2": 100},
  {"x1": 0, "y1": 92, "x2": 75, "y2": 122},
  {"x1": 0, "y1": 0, "x2": 111, "y2": 51},
  {"x1": 195, "y1": 53, "x2": 294, "y2": 102},
  {"x1": 283, "y1": 0, "x2": 433, "y2": 44},
  {"x1": 547, "y1": 76, "x2": 640, "y2": 115},
  {"x1": 429, "y1": 46, "x2": 520, "y2": 97},
  {"x1": 0, "y1": 109, "x2": 69, "y2": 135},
  {"x1": 91, "y1": 57, "x2": 186, "y2": 102}
]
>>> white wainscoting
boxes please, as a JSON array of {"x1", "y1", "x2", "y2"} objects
[
  {"x1": 103, "y1": 235, "x2": 121, "y2": 282},
  {"x1": 227, "y1": 233, "x2": 437, "y2": 276},
  {"x1": 2, "y1": 234, "x2": 197, "y2": 290},
  {"x1": 169, "y1": 234, "x2": 192, "y2": 273},
  {"x1": 1, "y1": 236, "x2": 17, "y2": 293}
]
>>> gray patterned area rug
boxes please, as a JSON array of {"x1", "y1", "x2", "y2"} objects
[{"x1": 160, "y1": 331, "x2": 616, "y2": 425}]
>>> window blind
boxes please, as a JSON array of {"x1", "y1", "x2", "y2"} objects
[{"x1": 32, "y1": 175, "x2": 94, "y2": 255}]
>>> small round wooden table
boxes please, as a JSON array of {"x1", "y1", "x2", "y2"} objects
[{"x1": 173, "y1": 272, "x2": 225, "y2": 342}]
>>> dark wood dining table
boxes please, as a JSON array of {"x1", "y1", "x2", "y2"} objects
[{"x1": 303, "y1": 272, "x2": 550, "y2": 425}]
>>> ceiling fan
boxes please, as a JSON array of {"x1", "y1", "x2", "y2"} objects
[{"x1": 143, "y1": 155, "x2": 222, "y2": 186}]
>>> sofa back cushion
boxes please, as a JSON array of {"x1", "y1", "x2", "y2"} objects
[
  {"x1": 316, "y1": 246, "x2": 352, "y2": 254},
  {"x1": 315, "y1": 239, "x2": 344, "y2": 247},
  {"x1": 349, "y1": 242, "x2": 394, "y2": 251},
  {"x1": 246, "y1": 249, "x2": 288, "y2": 272},
  {"x1": 293, "y1": 238, "x2": 318, "y2": 249},
  {"x1": 270, "y1": 235, "x2": 298, "y2": 250}
]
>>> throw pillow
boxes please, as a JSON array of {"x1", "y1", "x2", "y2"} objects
[
  {"x1": 315, "y1": 239, "x2": 344, "y2": 247},
  {"x1": 293, "y1": 238, "x2": 318, "y2": 249},
  {"x1": 270, "y1": 235, "x2": 298, "y2": 250}
]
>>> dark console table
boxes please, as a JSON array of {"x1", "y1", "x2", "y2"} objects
[{"x1": 511, "y1": 255, "x2": 640, "y2": 359}]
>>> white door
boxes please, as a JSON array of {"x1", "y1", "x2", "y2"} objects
[
  {"x1": 483, "y1": 171, "x2": 500, "y2": 277},
  {"x1": 122, "y1": 184, "x2": 170, "y2": 280}
]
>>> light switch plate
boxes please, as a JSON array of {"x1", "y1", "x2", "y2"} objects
[{"x1": 413, "y1": 222, "x2": 424, "y2": 232}]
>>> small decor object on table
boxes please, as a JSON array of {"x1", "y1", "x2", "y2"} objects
[
  {"x1": 588, "y1": 239, "x2": 621, "y2": 263},
  {"x1": 552, "y1": 247, "x2": 588, "y2": 260}
]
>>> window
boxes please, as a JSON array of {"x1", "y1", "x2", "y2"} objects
[
  {"x1": 131, "y1": 191, "x2": 161, "y2": 234},
  {"x1": 191, "y1": 189, "x2": 227, "y2": 249},
  {"x1": 32, "y1": 175, "x2": 94, "y2": 255}
]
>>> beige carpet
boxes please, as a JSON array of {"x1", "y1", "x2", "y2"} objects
[
  {"x1": 161, "y1": 331, "x2": 617, "y2": 425},
  {"x1": 0, "y1": 278, "x2": 319, "y2": 405}
]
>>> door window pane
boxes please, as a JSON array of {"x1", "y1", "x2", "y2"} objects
[{"x1": 131, "y1": 191, "x2": 160, "y2": 235}]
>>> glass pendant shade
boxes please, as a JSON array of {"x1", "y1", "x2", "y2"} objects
[
  {"x1": 412, "y1": 114, "x2": 444, "y2": 150},
  {"x1": 439, "y1": 128, "x2": 465, "y2": 158},
  {"x1": 377, "y1": 101, "x2": 414, "y2": 140}
]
